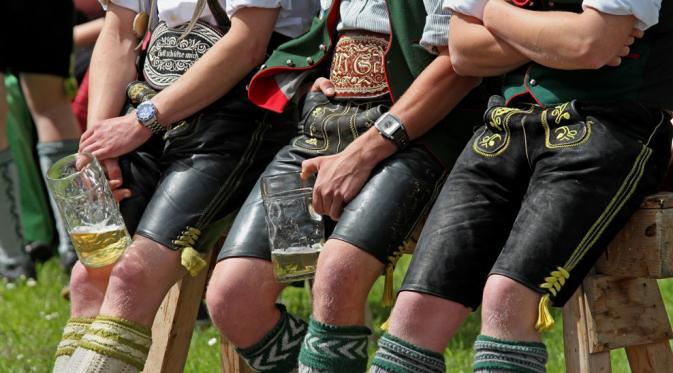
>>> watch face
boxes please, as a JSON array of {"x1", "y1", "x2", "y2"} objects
[
  {"x1": 137, "y1": 102, "x2": 155, "y2": 122},
  {"x1": 380, "y1": 117, "x2": 399, "y2": 136}
]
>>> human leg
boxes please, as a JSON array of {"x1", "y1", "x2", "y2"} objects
[
  {"x1": 473, "y1": 102, "x2": 672, "y2": 372},
  {"x1": 0, "y1": 76, "x2": 34, "y2": 279}
]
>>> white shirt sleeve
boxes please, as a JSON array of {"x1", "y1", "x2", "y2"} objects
[
  {"x1": 582, "y1": 0, "x2": 662, "y2": 30},
  {"x1": 226, "y1": 0, "x2": 320, "y2": 37},
  {"x1": 226, "y1": 0, "x2": 289, "y2": 18},
  {"x1": 442, "y1": 0, "x2": 488, "y2": 20},
  {"x1": 101, "y1": 0, "x2": 151, "y2": 13}
]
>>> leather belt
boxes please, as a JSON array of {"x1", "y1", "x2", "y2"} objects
[{"x1": 329, "y1": 31, "x2": 390, "y2": 99}]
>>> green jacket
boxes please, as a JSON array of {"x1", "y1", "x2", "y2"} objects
[
  {"x1": 247, "y1": 0, "x2": 480, "y2": 166},
  {"x1": 503, "y1": 0, "x2": 673, "y2": 110}
]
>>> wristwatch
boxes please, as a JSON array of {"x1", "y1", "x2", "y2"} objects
[
  {"x1": 136, "y1": 100, "x2": 165, "y2": 135},
  {"x1": 374, "y1": 112, "x2": 410, "y2": 150}
]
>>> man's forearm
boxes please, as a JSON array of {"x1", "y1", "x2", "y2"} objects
[
  {"x1": 483, "y1": 1, "x2": 636, "y2": 70},
  {"x1": 151, "y1": 7, "x2": 280, "y2": 125},
  {"x1": 449, "y1": 13, "x2": 529, "y2": 77},
  {"x1": 87, "y1": 5, "x2": 139, "y2": 125},
  {"x1": 357, "y1": 49, "x2": 481, "y2": 165}
]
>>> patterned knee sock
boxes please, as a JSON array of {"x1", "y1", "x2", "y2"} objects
[
  {"x1": 298, "y1": 317, "x2": 370, "y2": 373},
  {"x1": 53, "y1": 318, "x2": 94, "y2": 372},
  {"x1": 0, "y1": 149, "x2": 29, "y2": 268},
  {"x1": 237, "y1": 304, "x2": 307, "y2": 372},
  {"x1": 64, "y1": 315, "x2": 152, "y2": 373},
  {"x1": 473, "y1": 335, "x2": 548, "y2": 373},
  {"x1": 369, "y1": 333, "x2": 445, "y2": 373},
  {"x1": 36, "y1": 140, "x2": 79, "y2": 259}
]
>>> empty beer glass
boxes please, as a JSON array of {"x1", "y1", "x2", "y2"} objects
[
  {"x1": 261, "y1": 172, "x2": 324, "y2": 283},
  {"x1": 46, "y1": 153, "x2": 131, "y2": 268}
]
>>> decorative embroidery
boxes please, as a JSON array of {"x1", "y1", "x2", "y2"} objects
[
  {"x1": 473, "y1": 107, "x2": 532, "y2": 157},
  {"x1": 330, "y1": 32, "x2": 389, "y2": 99},
  {"x1": 541, "y1": 103, "x2": 591, "y2": 149},
  {"x1": 535, "y1": 146, "x2": 653, "y2": 330},
  {"x1": 143, "y1": 21, "x2": 223, "y2": 90}
]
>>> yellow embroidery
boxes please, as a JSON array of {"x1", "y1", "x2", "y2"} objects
[
  {"x1": 536, "y1": 266, "x2": 570, "y2": 331},
  {"x1": 550, "y1": 103, "x2": 571, "y2": 125},
  {"x1": 304, "y1": 138, "x2": 318, "y2": 146},
  {"x1": 554, "y1": 126, "x2": 578, "y2": 141},
  {"x1": 172, "y1": 227, "x2": 207, "y2": 276},
  {"x1": 479, "y1": 134, "x2": 503, "y2": 148}
]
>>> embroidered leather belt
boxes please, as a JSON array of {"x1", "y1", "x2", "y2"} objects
[
  {"x1": 329, "y1": 31, "x2": 390, "y2": 99},
  {"x1": 143, "y1": 20, "x2": 224, "y2": 90}
]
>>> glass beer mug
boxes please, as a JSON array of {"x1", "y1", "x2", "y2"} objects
[
  {"x1": 261, "y1": 172, "x2": 324, "y2": 283},
  {"x1": 46, "y1": 153, "x2": 131, "y2": 268}
]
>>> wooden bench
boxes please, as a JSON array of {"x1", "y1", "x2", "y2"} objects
[
  {"x1": 563, "y1": 192, "x2": 673, "y2": 372},
  {"x1": 144, "y1": 193, "x2": 673, "y2": 373}
]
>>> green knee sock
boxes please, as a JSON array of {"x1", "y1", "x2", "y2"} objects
[
  {"x1": 53, "y1": 318, "x2": 94, "y2": 372},
  {"x1": 237, "y1": 304, "x2": 307, "y2": 372},
  {"x1": 369, "y1": 333, "x2": 445, "y2": 373},
  {"x1": 65, "y1": 315, "x2": 152, "y2": 373},
  {"x1": 298, "y1": 317, "x2": 370, "y2": 373},
  {"x1": 473, "y1": 335, "x2": 548, "y2": 373}
]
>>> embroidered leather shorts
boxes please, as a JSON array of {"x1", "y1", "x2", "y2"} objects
[
  {"x1": 217, "y1": 92, "x2": 448, "y2": 265},
  {"x1": 119, "y1": 83, "x2": 297, "y2": 258},
  {"x1": 401, "y1": 96, "x2": 673, "y2": 309}
]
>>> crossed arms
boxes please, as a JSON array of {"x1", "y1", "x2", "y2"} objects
[{"x1": 448, "y1": 0, "x2": 642, "y2": 77}]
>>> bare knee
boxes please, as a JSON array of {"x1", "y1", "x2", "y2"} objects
[
  {"x1": 206, "y1": 258, "x2": 282, "y2": 345},
  {"x1": 311, "y1": 242, "x2": 383, "y2": 324},
  {"x1": 481, "y1": 275, "x2": 541, "y2": 341},
  {"x1": 387, "y1": 291, "x2": 470, "y2": 352},
  {"x1": 69, "y1": 261, "x2": 113, "y2": 317}
]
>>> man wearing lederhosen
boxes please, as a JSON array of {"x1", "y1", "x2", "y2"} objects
[
  {"x1": 369, "y1": 1, "x2": 673, "y2": 372},
  {"x1": 51, "y1": 0, "x2": 320, "y2": 371},
  {"x1": 206, "y1": 0, "x2": 488, "y2": 371}
]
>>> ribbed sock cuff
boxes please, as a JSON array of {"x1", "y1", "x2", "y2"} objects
[
  {"x1": 55, "y1": 318, "x2": 94, "y2": 358},
  {"x1": 370, "y1": 333, "x2": 445, "y2": 373},
  {"x1": 298, "y1": 317, "x2": 370, "y2": 373},
  {"x1": 36, "y1": 139, "x2": 80, "y2": 157},
  {"x1": 78, "y1": 315, "x2": 152, "y2": 371},
  {"x1": 237, "y1": 304, "x2": 307, "y2": 372},
  {"x1": 473, "y1": 335, "x2": 548, "y2": 373}
]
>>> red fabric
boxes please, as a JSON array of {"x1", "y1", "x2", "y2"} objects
[{"x1": 71, "y1": 71, "x2": 89, "y2": 132}]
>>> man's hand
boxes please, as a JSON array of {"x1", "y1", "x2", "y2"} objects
[
  {"x1": 79, "y1": 111, "x2": 153, "y2": 160},
  {"x1": 310, "y1": 78, "x2": 336, "y2": 97},
  {"x1": 101, "y1": 158, "x2": 132, "y2": 202},
  {"x1": 301, "y1": 151, "x2": 375, "y2": 221},
  {"x1": 606, "y1": 28, "x2": 644, "y2": 67}
]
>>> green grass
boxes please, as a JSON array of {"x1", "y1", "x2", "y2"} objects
[{"x1": 1, "y1": 257, "x2": 672, "y2": 372}]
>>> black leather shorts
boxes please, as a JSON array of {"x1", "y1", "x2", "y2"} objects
[
  {"x1": 401, "y1": 97, "x2": 673, "y2": 308},
  {"x1": 119, "y1": 85, "x2": 297, "y2": 253},
  {"x1": 217, "y1": 93, "x2": 449, "y2": 264}
]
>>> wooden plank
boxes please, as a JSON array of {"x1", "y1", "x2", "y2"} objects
[
  {"x1": 582, "y1": 276, "x2": 673, "y2": 353},
  {"x1": 625, "y1": 341, "x2": 673, "y2": 373},
  {"x1": 596, "y1": 208, "x2": 673, "y2": 279},
  {"x1": 221, "y1": 339, "x2": 253, "y2": 373},
  {"x1": 145, "y1": 254, "x2": 212, "y2": 373},
  {"x1": 639, "y1": 192, "x2": 673, "y2": 209},
  {"x1": 563, "y1": 286, "x2": 612, "y2": 373}
]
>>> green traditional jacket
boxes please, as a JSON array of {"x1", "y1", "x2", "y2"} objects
[
  {"x1": 247, "y1": 0, "x2": 481, "y2": 166},
  {"x1": 503, "y1": 0, "x2": 673, "y2": 110}
]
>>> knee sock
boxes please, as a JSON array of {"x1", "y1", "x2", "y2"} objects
[
  {"x1": 298, "y1": 317, "x2": 370, "y2": 373},
  {"x1": 64, "y1": 315, "x2": 152, "y2": 373},
  {"x1": 369, "y1": 333, "x2": 445, "y2": 373},
  {"x1": 472, "y1": 335, "x2": 548, "y2": 373},
  {"x1": 53, "y1": 318, "x2": 94, "y2": 372},
  {"x1": 237, "y1": 304, "x2": 307, "y2": 373},
  {"x1": 36, "y1": 140, "x2": 79, "y2": 259},
  {"x1": 0, "y1": 149, "x2": 29, "y2": 266}
]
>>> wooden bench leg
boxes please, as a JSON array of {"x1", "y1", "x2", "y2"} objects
[
  {"x1": 563, "y1": 286, "x2": 611, "y2": 373},
  {"x1": 145, "y1": 254, "x2": 213, "y2": 373},
  {"x1": 625, "y1": 340, "x2": 673, "y2": 372},
  {"x1": 221, "y1": 338, "x2": 253, "y2": 373}
]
